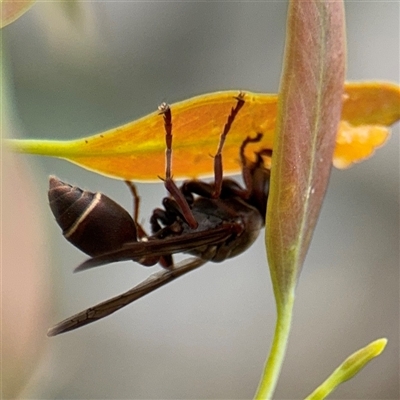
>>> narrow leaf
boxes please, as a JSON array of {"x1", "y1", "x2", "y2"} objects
[
  {"x1": 256, "y1": 1, "x2": 346, "y2": 398},
  {"x1": 7, "y1": 91, "x2": 277, "y2": 181},
  {"x1": 6, "y1": 83, "x2": 399, "y2": 181},
  {"x1": 266, "y1": 0, "x2": 346, "y2": 301},
  {"x1": 305, "y1": 339, "x2": 387, "y2": 400}
]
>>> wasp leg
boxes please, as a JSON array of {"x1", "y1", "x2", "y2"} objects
[
  {"x1": 124, "y1": 181, "x2": 148, "y2": 239},
  {"x1": 239, "y1": 133, "x2": 272, "y2": 197},
  {"x1": 158, "y1": 103, "x2": 198, "y2": 229},
  {"x1": 125, "y1": 181, "x2": 177, "y2": 269},
  {"x1": 181, "y1": 180, "x2": 215, "y2": 199},
  {"x1": 149, "y1": 203, "x2": 185, "y2": 270},
  {"x1": 212, "y1": 92, "x2": 246, "y2": 198},
  {"x1": 181, "y1": 178, "x2": 243, "y2": 201},
  {"x1": 150, "y1": 197, "x2": 183, "y2": 234}
]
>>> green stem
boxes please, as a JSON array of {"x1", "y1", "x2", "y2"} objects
[
  {"x1": 254, "y1": 292, "x2": 294, "y2": 399},
  {"x1": 5, "y1": 138, "x2": 81, "y2": 157}
]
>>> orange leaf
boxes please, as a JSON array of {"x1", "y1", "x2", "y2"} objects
[
  {"x1": 334, "y1": 82, "x2": 400, "y2": 168},
  {"x1": 7, "y1": 82, "x2": 399, "y2": 181}
]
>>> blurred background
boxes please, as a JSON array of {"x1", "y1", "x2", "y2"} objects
[{"x1": 2, "y1": 2, "x2": 399, "y2": 399}]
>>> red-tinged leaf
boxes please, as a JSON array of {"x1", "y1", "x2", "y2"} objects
[
  {"x1": 6, "y1": 83, "x2": 399, "y2": 181},
  {"x1": 1, "y1": 0, "x2": 35, "y2": 28},
  {"x1": 255, "y1": 4, "x2": 346, "y2": 397},
  {"x1": 266, "y1": 0, "x2": 346, "y2": 300}
]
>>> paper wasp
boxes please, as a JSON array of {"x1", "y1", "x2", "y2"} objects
[{"x1": 47, "y1": 93, "x2": 271, "y2": 336}]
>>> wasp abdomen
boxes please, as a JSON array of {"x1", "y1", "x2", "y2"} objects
[{"x1": 48, "y1": 176, "x2": 137, "y2": 257}]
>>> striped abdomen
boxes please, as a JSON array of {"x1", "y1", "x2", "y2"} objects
[{"x1": 48, "y1": 176, "x2": 137, "y2": 257}]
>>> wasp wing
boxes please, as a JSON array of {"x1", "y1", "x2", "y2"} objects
[
  {"x1": 47, "y1": 257, "x2": 206, "y2": 337},
  {"x1": 75, "y1": 223, "x2": 238, "y2": 272}
]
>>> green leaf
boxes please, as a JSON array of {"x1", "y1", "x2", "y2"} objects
[{"x1": 305, "y1": 339, "x2": 387, "y2": 400}]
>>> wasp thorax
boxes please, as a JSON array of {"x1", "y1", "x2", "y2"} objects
[{"x1": 48, "y1": 176, "x2": 137, "y2": 257}]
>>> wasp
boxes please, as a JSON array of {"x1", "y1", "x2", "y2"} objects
[{"x1": 47, "y1": 93, "x2": 272, "y2": 336}]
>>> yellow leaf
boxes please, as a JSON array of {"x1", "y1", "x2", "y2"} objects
[{"x1": 7, "y1": 82, "x2": 399, "y2": 181}]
